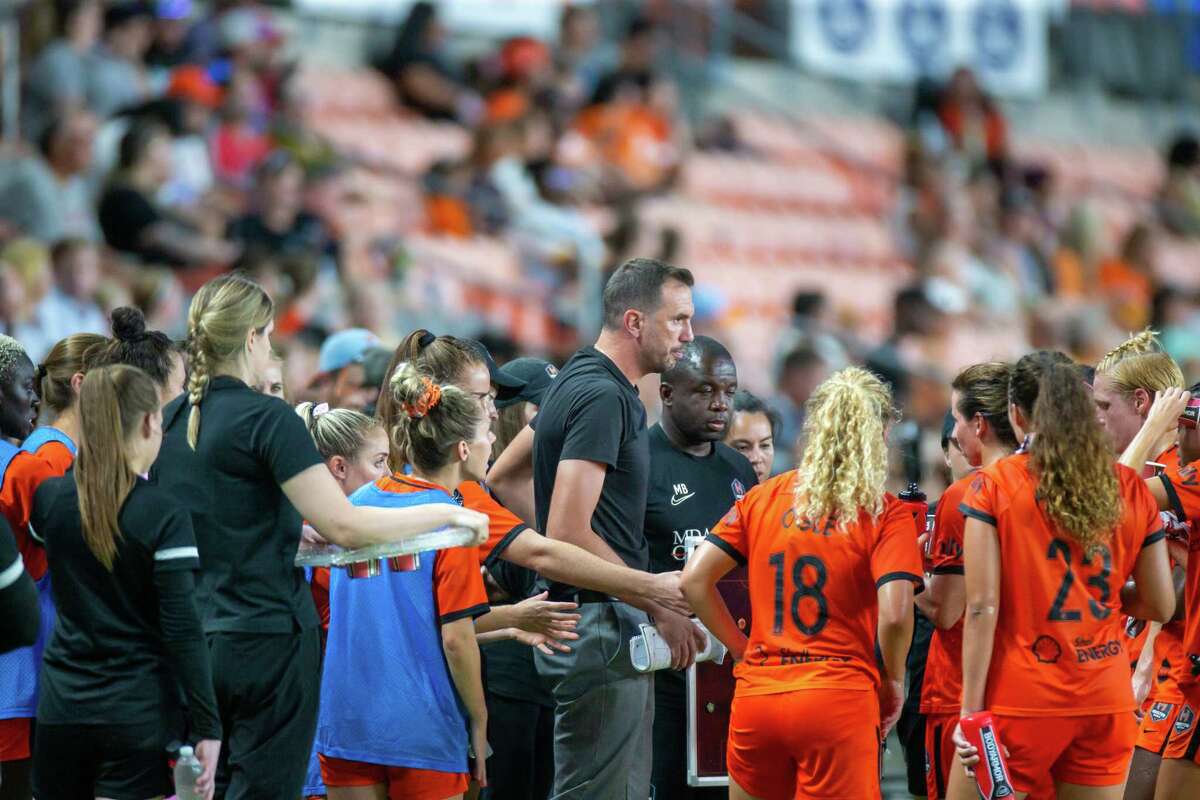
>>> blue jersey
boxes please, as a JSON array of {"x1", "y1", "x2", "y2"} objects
[{"x1": 315, "y1": 475, "x2": 488, "y2": 772}]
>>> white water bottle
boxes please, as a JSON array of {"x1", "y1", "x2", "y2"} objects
[{"x1": 174, "y1": 745, "x2": 203, "y2": 800}]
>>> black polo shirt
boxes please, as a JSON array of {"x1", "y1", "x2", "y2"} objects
[
  {"x1": 533, "y1": 346, "x2": 650, "y2": 592},
  {"x1": 32, "y1": 475, "x2": 220, "y2": 738},
  {"x1": 644, "y1": 424, "x2": 757, "y2": 575},
  {"x1": 152, "y1": 375, "x2": 324, "y2": 634}
]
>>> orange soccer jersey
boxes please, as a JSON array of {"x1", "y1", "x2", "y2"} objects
[
  {"x1": 959, "y1": 452, "x2": 1163, "y2": 717},
  {"x1": 709, "y1": 471, "x2": 923, "y2": 697},
  {"x1": 0, "y1": 437, "x2": 75, "y2": 582},
  {"x1": 919, "y1": 474, "x2": 973, "y2": 717},
  {"x1": 456, "y1": 480, "x2": 528, "y2": 567},
  {"x1": 1161, "y1": 460, "x2": 1200, "y2": 690}
]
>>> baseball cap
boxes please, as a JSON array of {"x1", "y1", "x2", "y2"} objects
[
  {"x1": 168, "y1": 66, "x2": 222, "y2": 109},
  {"x1": 156, "y1": 0, "x2": 192, "y2": 20},
  {"x1": 464, "y1": 339, "x2": 526, "y2": 401},
  {"x1": 496, "y1": 358, "x2": 559, "y2": 410},
  {"x1": 318, "y1": 329, "x2": 380, "y2": 374}
]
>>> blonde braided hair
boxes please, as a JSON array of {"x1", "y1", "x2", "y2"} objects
[
  {"x1": 793, "y1": 366, "x2": 895, "y2": 531},
  {"x1": 185, "y1": 275, "x2": 274, "y2": 449},
  {"x1": 1095, "y1": 328, "x2": 1184, "y2": 397}
]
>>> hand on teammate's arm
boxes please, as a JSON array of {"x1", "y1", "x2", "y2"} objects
[
  {"x1": 283, "y1": 464, "x2": 490, "y2": 548},
  {"x1": 680, "y1": 541, "x2": 747, "y2": 663}
]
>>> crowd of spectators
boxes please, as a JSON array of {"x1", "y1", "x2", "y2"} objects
[{"x1": 1, "y1": 1, "x2": 1199, "y2": 493}]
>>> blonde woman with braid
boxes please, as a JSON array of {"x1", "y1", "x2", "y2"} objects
[
  {"x1": 150, "y1": 275, "x2": 488, "y2": 797},
  {"x1": 681, "y1": 366, "x2": 923, "y2": 800},
  {"x1": 953, "y1": 351, "x2": 1175, "y2": 798}
]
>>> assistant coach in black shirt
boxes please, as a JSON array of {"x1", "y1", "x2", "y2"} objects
[
  {"x1": 532, "y1": 257, "x2": 708, "y2": 800},
  {"x1": 151, "y1": 275, "x2": 487, "y2": 798},
  {"x1": 644, "y1": 336, "x2": 757, "y2": 799}
]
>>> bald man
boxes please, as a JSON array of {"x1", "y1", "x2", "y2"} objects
[{"x1": 645, "y1": 335, "x2": 757, "y2": 798}]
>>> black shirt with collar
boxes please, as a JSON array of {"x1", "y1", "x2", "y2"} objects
[
  {"x1": 31, "y1": 475, "x2": 221, "y2": 739},
  {"x1": 643, "y1": 423, "x2": 757, "y2": 575},
  {"x1": 151, "y1": 375, "x2": 324, "y2": 634},
  {"x1": 533, "y1": 345, "x2": 650, "y2": 594}
]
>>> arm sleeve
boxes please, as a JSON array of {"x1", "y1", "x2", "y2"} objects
[
  {"x1": 709, "y1": 496, "x2": 749, "y2": 566},
  {"x1": 559, "y1": 384, "x2": 624, "y2": 467},
  {"x1": 0, "y1": 517, "x2": 38, "y2": 654},
  {"x1": 929, "y1": 488, "x2": 966, "y2": 576},
  {"x1": 155, "y1": 568, "x2": 221, "y2": 740},
  {"x1": 460, "y1": 483, "x2": 528, "y2": 567},
  {"x1": 871, "y1": 499, "x2": 924, "y2": 592},
  {"x1": 433, "y1": 546, "x2": 490, "y2": 625},
  {"x1": 959, "y1": 472, "x2": 1000, "y2": 528},
  {"x1": 249, "y1": 399, "x2": 326, "y2": 485}
]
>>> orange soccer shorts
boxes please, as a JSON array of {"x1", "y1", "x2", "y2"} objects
[
  {"x1": 993, "y1": 713, "x2": 1138, "y2": 790},
  {"x1": 319, "y1": 753, "x2": 468, "y2": 800},
  {"x1": 1139, "y1": 699, "x2": 1186, "y2": 755},
  {"x1": 727, "y1": 687, "x2": 882, "y2": 800},
  {"x1": 0, "y1": 718, "x2": 31, "y2": 761},
  {"x1": 1162, "y1": 686, "x2": 1200, "y2": 764},
  {"x1": 924, "y1": 713, "x2": 958, "y2": 800}
]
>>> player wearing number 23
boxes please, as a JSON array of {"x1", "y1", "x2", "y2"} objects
[
  {"x1": 953, "y1": 351, "x2": 1174, "y2": 796},
  {"x1": 682, "y1": 367, "x2": 923, "y2": 800}
]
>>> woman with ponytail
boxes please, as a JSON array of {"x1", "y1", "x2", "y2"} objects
[
  {"x1": 681, "y1": 366, "x2": 923, "y2": 799},
  {"x1": 0, "y1": 331, "x2": 102, "y2": 794},
  {"x1": 316, "y1": 361, "x2": 493, "y2": 799},
  {"x1": 86, "y1": 306, "x2": 186, "y2": 407},
  {"x1": 953, "y1": 351, "x2": 1175, "y2": 798},
  {"x1": 150, "y1": 275, "x2": 487, "y2": 797},
  {"x1": 28, "y1": 365, "x2": 221, "y2": 799}
]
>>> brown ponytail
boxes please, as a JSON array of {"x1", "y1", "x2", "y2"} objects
[
  {"x1": 377, "y1": 329, "x2": 486, "y2": 471},
  {"x1": 75, "y1": 365, "x2": 160, "y2": 570},
  {"x1": 38, "y1": 333, "x2": 108, "y2": 415},
  {"x1": 1011, "y1": 351, "x2": 1122, "y2": 550}
]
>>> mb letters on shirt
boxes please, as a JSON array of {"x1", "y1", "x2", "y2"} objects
[{"x1": 667, "y1": 482, "x2": 707, "y2": 563}]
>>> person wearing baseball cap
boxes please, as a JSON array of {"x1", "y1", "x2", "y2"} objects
[{"x1": 311, "y1": 328, "x2": 381, "y2": 412}]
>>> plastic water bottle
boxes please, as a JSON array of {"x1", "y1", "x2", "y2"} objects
[{"x1": 174, "y1": 745, "x2": 203, "y2": 800}]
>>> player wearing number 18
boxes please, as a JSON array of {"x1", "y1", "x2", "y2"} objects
[
  {"x1": 682, "y1": 366, "x2": 923, "y2": 800},
  {"x1": 953, "y1": 351, "x2": 1175, "y2": 799}
]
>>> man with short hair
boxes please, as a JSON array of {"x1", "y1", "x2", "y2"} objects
[
  {"x1": 644, "y1": 335, "x2": 757, "y2": 799},
  {"x1": 532, "y1": 257, "x2": 705, "y2": 800}
]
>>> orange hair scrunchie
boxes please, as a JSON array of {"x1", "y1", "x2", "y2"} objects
[{"x1": 402, "y1": 377, "x2": 442, "y2": 419}]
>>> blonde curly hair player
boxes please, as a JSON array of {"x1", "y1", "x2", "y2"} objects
[
  {"x1": 682, "y1": 366, "x2": 922, "y2": 800},
  {"x1": 793, "y1": 366, "x2": 895, "y2": 529}
]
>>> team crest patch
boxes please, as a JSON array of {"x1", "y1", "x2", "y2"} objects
[
  {"x1": 545, "y1": 364, "x2": 559, "y2": 378},
  {"x1": 732, "y1": 479, "x2": 746, "y2": 499},
  {"x1": 1151, "y1": 702, "x2": 1174, "y2": 723},
  {"x1": 1175, "y1": 705, "x2": 1195, "y2": 735}
]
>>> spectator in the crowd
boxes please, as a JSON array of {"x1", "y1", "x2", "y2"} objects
[
  {"x1": 211, "y1": 67, "x2": 273, "y2": 188},
  {"x1": 1099, "y1": 222, "x2": 1157, "y2": 331},
  {"x1": 21, "y1": 0, "x2": 103, "y2": 142},
  {"x1": 937, "y1": 66, "x2": 1007, "y2": 165},
  {"x1": 308, "y1": 327, "x2": 382, "y2": 413},
  {"x1": 0, "y1": 110, "x2": 100, "y2": 243},
  {"x1": 144, "y1": 0, "x2": 199, "y2": 70},
  {"x1": 159, "y1": 67, "x2": 223, "y2": 208},
  {"x1": 0, "y1": 239, "x2": 56, "y2": 362},
  {"x1": 770, "y1": 344, "x2": 828, "y2": 474},
  {"x1": 98, "y1": 120, "x2": 238, "y2": 269},
  {"x1": 772, "y1": 291, "x2": 850, "y2": 378},
  {"x1": 36, "y1": 239, "x2": 109, "y2": 349},
  {"x1": 1158, "y1": 133, "x2": 1200, "y2": 237},
  {"x1": 379, "y1": 1, "x2": 483, "y2": 123},
  {"x1": 553, "y1": 4, "x2": 612, "y2": 113},
  {"x1": 227, "y1": 152, "x2": 337, "y2": 263},
  {"x1": 87, "y1": 2, "x2": 154, "y2": 120}
]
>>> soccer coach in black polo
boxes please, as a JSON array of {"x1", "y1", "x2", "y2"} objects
[{"x1": 533, "y1": 257, "x2": 708, "y2": 799}]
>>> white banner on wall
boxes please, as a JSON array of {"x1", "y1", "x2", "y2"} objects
[
  {"x1": 293, "y1": 0, "x2": 588, "y2": 40},
  {"x1": 791, "y1": 0, "x2": 1050, "y2": 97}
]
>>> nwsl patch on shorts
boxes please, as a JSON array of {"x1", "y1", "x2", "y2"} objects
[
  {"x1": 1175, "y1": 705, "x2": 1195, "y2": 735},
  {"x1": 1151, "y1": 702, "x2": 1174, "y2": 723}
]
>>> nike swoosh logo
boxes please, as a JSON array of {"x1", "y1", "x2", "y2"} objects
[{"x1": 670, "y1": 493, "x2": 696, "y2": 506}]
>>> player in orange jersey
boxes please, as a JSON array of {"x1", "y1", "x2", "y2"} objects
[
  {"x1": 918, "y1": 363, "x2": 1019, "y2": 800},
  {"x1": 1090, "y1": 331, "x2": 1187, "y2": 800},
  {"x1": 681, "y1": 366, "x2": 922, "y2": 800},
  {"x1": 953, "y1": 351, "x2": 1175, "y2": 799}
]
